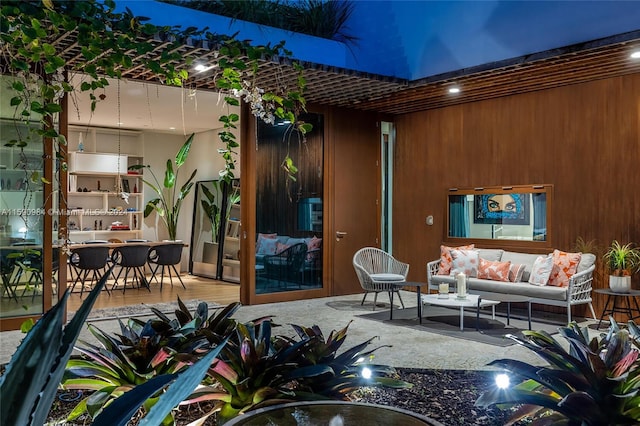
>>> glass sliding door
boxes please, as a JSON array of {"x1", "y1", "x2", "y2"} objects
[
  {"x1": 0, "y1": 75, "x2": 50, "y2": 321},
  {"x1": 254, "y1": 113, "x2": 324, "y2": 294}
]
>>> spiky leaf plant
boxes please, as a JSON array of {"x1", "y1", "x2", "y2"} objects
[
  {"x1": 185, "y1": 320, "x2": 411, "y2": 424},
  {"x1": 61, "y1": 298, "x2": 232, "y2": 422},
  {"x1": 0, "y1": 267, "x2": 111, "y2": 426},
  {"x1": 476, "y1": 320, "x2": 640, "y2": 425}
]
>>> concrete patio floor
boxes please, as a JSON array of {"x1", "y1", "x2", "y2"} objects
[{"x1": 0, "y1": 290, "x2": 597, "y2": 370}]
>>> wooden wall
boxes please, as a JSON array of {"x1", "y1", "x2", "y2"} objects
[
  {"x1": 255, "y1": 113, "x2": 324, "y2": 237},
  {"x1": 393, "y1": 73, "x2": 640, "y2": 317}
]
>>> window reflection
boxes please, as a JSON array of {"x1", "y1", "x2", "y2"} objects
[{"x1": 255, "y1": 113, "x2": 324, "y2": 294}]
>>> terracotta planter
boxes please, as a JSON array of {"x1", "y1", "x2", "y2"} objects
[{"x1": 609, "y1": 275, "x2": 631, "y2": 293}]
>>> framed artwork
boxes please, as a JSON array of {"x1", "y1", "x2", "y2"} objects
[
  {"x1": 474, "y1": 193, "x2": 530, "y2": 225},
  {"x1": 121, "y1": 178, "x2": 130, "y2": 193}
]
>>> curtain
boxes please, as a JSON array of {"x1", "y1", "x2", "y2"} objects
[
  {"x1": 449, "y1": 195, "x2": 469, "y2": 237},
  {"x1": 532, "y1": 193, "x2": 547, "y2": 240}
]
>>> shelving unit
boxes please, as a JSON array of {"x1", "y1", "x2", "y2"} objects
[
  {"x1": 0, "y1": 119, "x2": 45, "y2": 246},
  {"x1": 222, "y1": 207, "x2": 241, "y2": 282},
  {"x1": 67, "y1": 126, "x2": 144, "y2": 242}
]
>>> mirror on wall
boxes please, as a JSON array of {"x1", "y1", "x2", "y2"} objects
[
  {"x1": 447, "y1": 185, "x2": 551, "y2": 242},
  {"x1": 189, "y1": 179, "x2": 240, "y2": 282}
]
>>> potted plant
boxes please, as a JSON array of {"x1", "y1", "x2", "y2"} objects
[
  {"x1": 201, "y1": 181, "x2": 240, "y2": 264},
  {"x1": 129, "y1": 134, "x2": 197, "y2": 241},
  {"x1": 603, "y1": 240, "x2": 640, "y2": 293}
]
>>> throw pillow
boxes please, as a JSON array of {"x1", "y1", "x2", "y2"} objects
[
  {"x1": 437, "y1": 244, "x2": 475, "y2": 275},
  {"x1": 256, "y1": 233, "x2": 277, "y2": 253},
  {"x1": 508, "y1": 263, "x2": 526, "y2": 282},
  {"x1": 528, "y1": 255, "x2": 554, "y2": 286},
  {"x1": 275, "y1": 242, "x2": 291, "y2": 254},
  {"x1": 548, "y1": 249, "x2": 582, "y2": 287},
  {"x1": 477, "y1": 258, "x2": 511, "y2": 281},
  {"x1": 256, "y1": 237, "x2": 278, "y2": 255},
  {"x1": 306, "y1": 236, "x2": 322, "y2": 262},
  {"x1": 450, "y1": 249, "x2": 479, "y2": 277}
]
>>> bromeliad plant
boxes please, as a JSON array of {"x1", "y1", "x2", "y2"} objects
[
  {"x1": 130, "y1": 134, "x2": 196, "y2": 241},
  {"x1": 185, "y1": 319, "x2": 411, "y2": 424},
  {"x1": 476, "y1": 320, "x2": 640, "y2": 425},
  {"x1": 61, "y1": 298, "x2": 236, "y2": 423}
]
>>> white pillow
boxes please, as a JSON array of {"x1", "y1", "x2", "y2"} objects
[
  {"x1": 528, "y1": 255, "x2": 554, "y2": 286},
  {"x1": 450, "y1": 249, "x2": 479, "y2": 277}
]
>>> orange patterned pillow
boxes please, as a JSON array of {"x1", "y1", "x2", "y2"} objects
[
  {"x1": 437, "y1": 244, "x2": 475, "y2": 275},
  {"x1": 548, "y1": 249, "x2": 581, "y2": 287},
  {"x1": 477, "y1": 258, "x2": 512, "y2": 281}
]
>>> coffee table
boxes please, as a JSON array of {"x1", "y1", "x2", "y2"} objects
[{"x1": 421, "y1": 293, "x2": 500, "y2": 331}]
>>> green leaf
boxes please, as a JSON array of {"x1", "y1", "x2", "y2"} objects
[
  {"x1": 10, "y1": 96, "x2": 21, "y2": 106},
  {"x1": 175, "y1": 133, "x2": 194, "y2": 168},
  {"x1": 163, "y1": 159, "x2": 175, "y2": 189}
]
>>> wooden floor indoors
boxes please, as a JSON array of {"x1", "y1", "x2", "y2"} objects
[
  {"x1": 67, "y1": 273, "x2": 241, "y2": 313},
  {"x1": 1, "y1": 273, "x2": 240, "y2": 319}
]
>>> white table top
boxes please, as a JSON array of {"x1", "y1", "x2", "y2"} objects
[{"x1": 422, "y1": 293, "x2": 500, "y2": 308}]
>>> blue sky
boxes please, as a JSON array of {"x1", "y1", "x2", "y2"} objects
[{"x1": 121, "y1": 0, "x2": 640, "y2": 80}]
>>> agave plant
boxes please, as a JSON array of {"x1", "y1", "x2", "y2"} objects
[
  {"x1": 476, "y1": 320, "x2": 640, "y2": 425},
  {"x1": 129, "y1": 133, "x2": 197, "y2": 241},
  {"x1": 185, "y1": 319, "x2": 411, "y2": 424}
]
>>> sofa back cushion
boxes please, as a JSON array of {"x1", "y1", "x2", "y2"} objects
[
  {"x1": 577, "y1": 253, "x2": 596, "y2": 272},
  {"x1": 477, "y1": 248, "x2": 504, "y2": 262},
  {"x1": 501, "y1": 251, "x2": 543, "y2": 282}
]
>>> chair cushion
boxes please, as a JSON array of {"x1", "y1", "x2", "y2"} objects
[{"x1": 371, "y1": 273, "x2": 405, "y2": 282}]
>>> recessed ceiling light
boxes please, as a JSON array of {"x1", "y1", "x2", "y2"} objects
[
  {"x1": 448, "y1": 87, "x2": 461, "y2": 94},
  {"x1": 117, "y1": 122, "x2": 123, "y2": 125},
  {"x1": 631, "y1": 50, "x2": 640, "y2": 59},
  {"x1": 169, "y1": 127, "x2": 176, "y2": 130},
  {"x1": 194, "y1": 63, "x2": 216, "y2": 73}
]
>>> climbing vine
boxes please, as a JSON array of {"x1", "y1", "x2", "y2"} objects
[{"x1": 0, "y1": 0, "x2": 311, "y2": 236}]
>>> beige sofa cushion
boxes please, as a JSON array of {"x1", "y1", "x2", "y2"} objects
[
  {"x1": 469, "y1": 278, "x2": 568, "y2": 301},
  {"x1": 477, "y1": 248, "x2": 504, "y2": 262},
  {"x1": 500, "y1": 251, "x2": 542, "y2": 282},
  {"x1": 577, "y1": 253, "x2": 596, "y2": 272}
]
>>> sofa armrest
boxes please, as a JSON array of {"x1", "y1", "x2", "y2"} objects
[
  {"x1": 426, "y1": 259, "x2": 441, "y2": 292},
  {"x1": 567, "y1": 264, "x2": 595, "y2": 304}
]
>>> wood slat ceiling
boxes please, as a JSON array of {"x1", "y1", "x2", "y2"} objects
[{"x1": 36, "y1": 28, "x2": 640, "y2": 116}]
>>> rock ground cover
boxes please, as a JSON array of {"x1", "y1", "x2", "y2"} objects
[{"x1": 45, "y1": 368, "x2": 518, "y2": 425}]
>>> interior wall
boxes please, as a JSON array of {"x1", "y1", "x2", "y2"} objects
[
  {"x1": 142, "y1": 129, "x2": 232, "y2": 269},
  {"x1": 393, "y1": 73, "x2": 640, "y2": 316}
]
